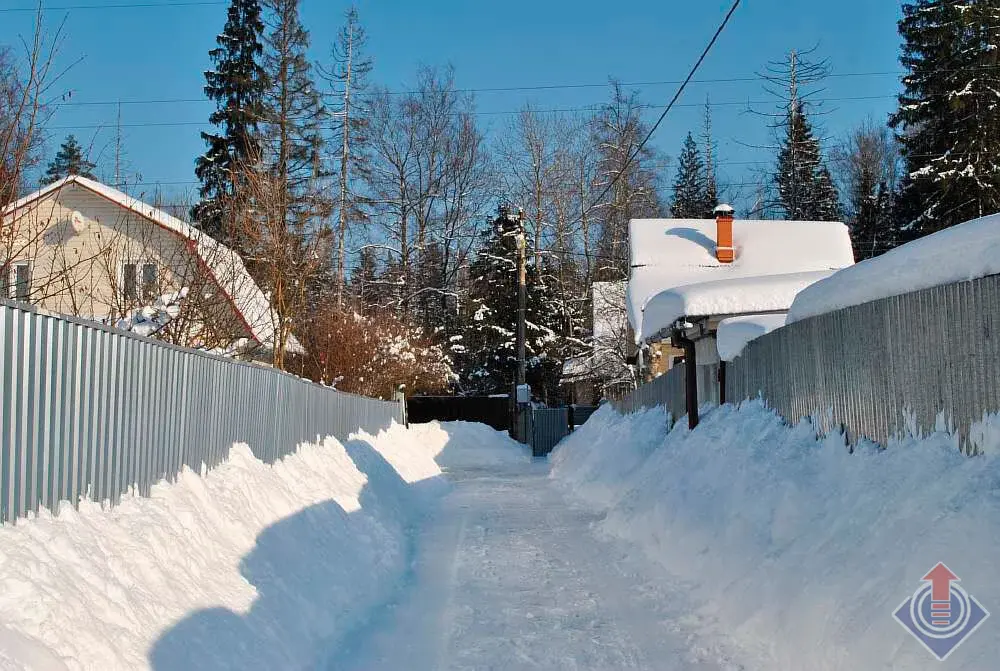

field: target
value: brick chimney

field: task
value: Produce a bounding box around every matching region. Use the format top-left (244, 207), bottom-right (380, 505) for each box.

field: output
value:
top-left (714, 204), bottom-right (735, 263)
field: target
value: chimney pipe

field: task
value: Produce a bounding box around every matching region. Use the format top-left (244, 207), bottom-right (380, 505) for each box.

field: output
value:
top-left (714, 203), bottom-right (735, 264)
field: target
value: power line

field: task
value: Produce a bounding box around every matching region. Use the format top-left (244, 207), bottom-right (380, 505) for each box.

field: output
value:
top-left (0, 1), bottom-right (224, 11)
top-left (582, 0), bottom-right (742, 222)
top-left (54, 93), bottom-right (898, 110)
top-left (50, 95), bottom-right (899, 131)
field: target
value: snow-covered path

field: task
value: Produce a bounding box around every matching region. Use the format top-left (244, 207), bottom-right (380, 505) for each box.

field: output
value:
top-left (331, 458), bottom-right (724, 671)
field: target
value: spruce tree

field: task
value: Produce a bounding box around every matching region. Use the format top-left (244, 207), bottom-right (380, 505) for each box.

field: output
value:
top-left (349, 247), bottom-right (380, 315)
top-left (261, 0), bottom-right (326, 230)
top-left (193, 0), bottom-right (267, 241)
top-left (323, 6), bottom-right (373, 306)
top-left (671, 132), bottom-right (707, 218)
top-left (42, 135), bottom-right (96, 184)
top-left (776, 101), bottom-right (840, 221)
top-left (891, 0), bottom-right (1000, 234)
top-left (851, 180), bottom-right (895, 260)
top-left (458, 211), bottom-right (561, 401)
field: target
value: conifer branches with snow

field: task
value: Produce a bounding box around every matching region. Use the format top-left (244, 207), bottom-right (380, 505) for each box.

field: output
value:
top-left (891, 0), bottom-right (1000, 234)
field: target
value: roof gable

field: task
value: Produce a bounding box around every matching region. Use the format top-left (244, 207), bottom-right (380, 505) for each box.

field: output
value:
top-left (5, 176), bottom-right (287, 351)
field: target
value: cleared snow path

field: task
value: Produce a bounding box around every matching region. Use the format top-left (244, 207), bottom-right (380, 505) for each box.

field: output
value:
top-left (330, 452), bottom-right (728, 671)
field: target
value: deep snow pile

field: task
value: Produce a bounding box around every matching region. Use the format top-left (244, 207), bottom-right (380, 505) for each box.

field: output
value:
top-left (788, 213), bottom-right (1000, 324)
top-left (408, 420), bottom-right (529, 470)
top-left (551, 402), bottom-right (1000, 670)
top-left (0, 422), bottom-right (452, 671)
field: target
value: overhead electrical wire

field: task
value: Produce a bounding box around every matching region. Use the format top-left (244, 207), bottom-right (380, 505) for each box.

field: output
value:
top-left (577, 0), bottom-right (743, 224)
top-left (0, 1), bottom-right (225, 11)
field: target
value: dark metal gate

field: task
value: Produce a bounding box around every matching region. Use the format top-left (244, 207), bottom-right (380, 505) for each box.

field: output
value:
top-left (530, 407), bottom-right (569, 457)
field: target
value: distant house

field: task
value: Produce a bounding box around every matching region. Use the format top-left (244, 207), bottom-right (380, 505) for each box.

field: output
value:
top-left (1, 175), bottom-right (294, 358)
top-left (561, 281), bottom-right (636, 404)
top-left (627, 205), bottom-right (855, 420)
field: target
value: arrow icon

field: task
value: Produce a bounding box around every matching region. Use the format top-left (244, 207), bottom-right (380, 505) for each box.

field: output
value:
top-left (924, 563), bottom-right (959, 602)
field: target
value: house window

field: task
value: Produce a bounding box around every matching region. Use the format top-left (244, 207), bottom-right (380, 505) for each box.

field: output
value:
top-left (3, 262), bottom-right (32, 303)
top-left (123, 263), bottom-right (138, 301)
top-left (142, 263), bottom-right (158, 301)
top-left (123, 262), bottom-right (158, 303)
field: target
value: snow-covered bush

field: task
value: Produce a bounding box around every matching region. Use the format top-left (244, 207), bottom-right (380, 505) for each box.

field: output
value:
top-left (293, 307), bottom-right (455, 397)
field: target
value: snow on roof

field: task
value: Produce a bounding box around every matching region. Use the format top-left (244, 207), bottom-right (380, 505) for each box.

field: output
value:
top-left (716, 313), bottom-right (788, 362)
top-left (628, 218), bottom-right (854, 340)
top-left (5, 175), bottom-right (299, 353)
top-left (638, 271), bottom-right (831, 342)
top-left (788, 213), bottom-right (1000, 325)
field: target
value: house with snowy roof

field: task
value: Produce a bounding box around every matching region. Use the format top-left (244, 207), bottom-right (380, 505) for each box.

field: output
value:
top-left (561, 281), bottom-right (636, 403)
top-left (628, 205), bottom-right (854, 423)
top-left (2, 175), bottom-right (297, 358)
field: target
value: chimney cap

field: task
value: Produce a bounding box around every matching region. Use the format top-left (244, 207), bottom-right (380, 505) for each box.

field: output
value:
top-left (714, 203), bottom-right (735, 216)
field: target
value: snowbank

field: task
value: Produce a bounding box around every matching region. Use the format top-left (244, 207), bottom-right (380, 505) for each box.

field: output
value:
top-left (0, 422), bottom-right (458, 671)
top-left (551, 402), bottom-right (1000, 670)
top-left (408, 421), bottom-right (530, 470)
top-left (788, 214), bottom-right (1000, 324)
top-left (716, 313), bottom-right (788, 361)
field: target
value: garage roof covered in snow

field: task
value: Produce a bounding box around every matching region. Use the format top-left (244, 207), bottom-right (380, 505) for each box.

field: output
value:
top-left (628, 218), bottom-right (854, 342)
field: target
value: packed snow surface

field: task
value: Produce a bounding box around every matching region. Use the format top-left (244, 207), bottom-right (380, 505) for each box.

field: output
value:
top-left (551, 402), bottom-right (1000, 670)
top-left (628, 218), bottom-right (853, 338)
top-left (788, 213), bottom-right (1000, 323)
top-left (716, 312), bottom-right (788, 361)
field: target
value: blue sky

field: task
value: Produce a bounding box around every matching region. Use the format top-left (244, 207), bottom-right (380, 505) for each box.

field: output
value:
top-left (2, 0), bottom-right (903, 209)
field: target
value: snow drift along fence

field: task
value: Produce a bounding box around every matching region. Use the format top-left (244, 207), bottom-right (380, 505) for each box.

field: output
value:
top-left (727, 273), bottom-right (1000, 449)
top-left (0, 299), bottom-right (404, 523)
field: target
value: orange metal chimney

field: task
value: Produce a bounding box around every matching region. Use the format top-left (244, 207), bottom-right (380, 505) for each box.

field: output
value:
top-left (714, 204), bottom-right (735, 263)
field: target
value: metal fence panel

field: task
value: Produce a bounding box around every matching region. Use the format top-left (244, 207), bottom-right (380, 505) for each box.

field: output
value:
top-left (611, 363), bottom-right (687, 421)
top-left (725, 274), bottom-right (1000, 451)
top-left (0, 299), bottom-right (405, 524)
top-left (609, 275), bottom-right (1000, 452)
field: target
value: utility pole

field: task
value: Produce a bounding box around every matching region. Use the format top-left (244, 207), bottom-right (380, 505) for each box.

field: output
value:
top-left (516, 207), bottom-right (527, 388)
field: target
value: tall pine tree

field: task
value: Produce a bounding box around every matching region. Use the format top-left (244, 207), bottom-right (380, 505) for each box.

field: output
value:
top-left (891, 0), bottom-right (1000, 234)
top-left (776, 101), bottom-right (841, 221)
top-left (261, 0), bottom-right (326, 230)
top-left (701, 97), bottom-right (719, 215)
top-left (671, 132), bottom-right (708, 218)
top-left (42, 135), bottom-right (96, 184)
top-left (193, 0), bottom-right (267, 242)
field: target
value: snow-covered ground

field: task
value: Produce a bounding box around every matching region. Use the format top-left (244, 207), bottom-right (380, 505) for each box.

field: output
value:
top-left (551, 402), bottom-right (1000, 670)
top-left (0, 422), bottom-right (450, 671)
top-left (6, 404), bottom-right (998, 670)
